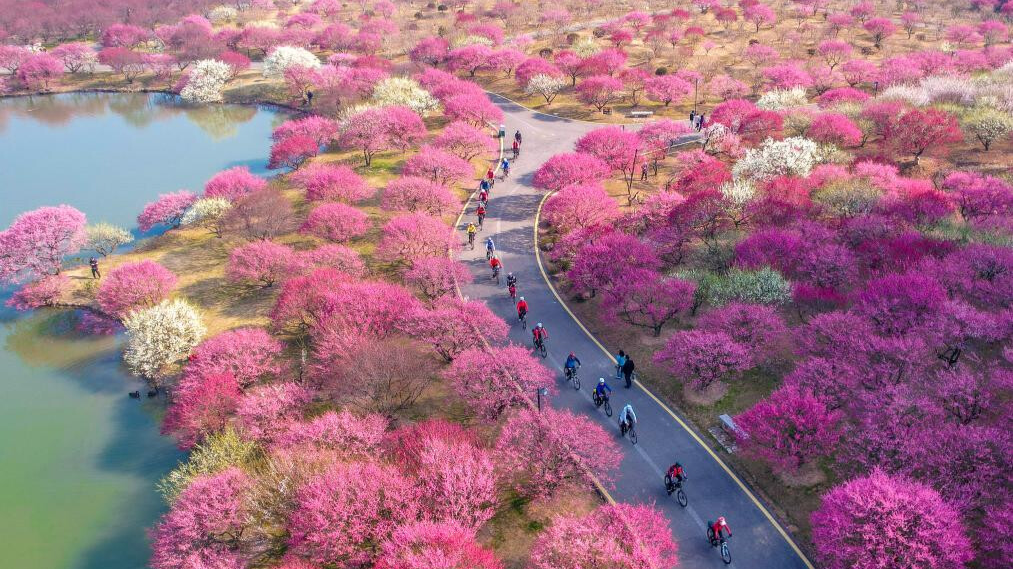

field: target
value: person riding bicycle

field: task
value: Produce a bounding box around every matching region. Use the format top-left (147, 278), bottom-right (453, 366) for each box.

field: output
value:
top-left (490, 255), bottom-right (502, 274)
top-left (480, 178), bottom-right (491, 192)
top-left (532, 322), bottom-right (548, 346)
top-left (709, 517), bottom-right (732, 545)
top-left (665, 462), bottom-right (687, 492)
top-left (619, 403), bottom-right (637, 435)
top-left (466, 222), bottom-right (477, 244)
top-left (564, 352), bottom-right (581, 371)
top-left (478, 187), bottom-right (489, 203)
top-left (486, 167), bottom-right (495, 180)
top-left (508, 281), bottom-right (517, 298)
top-left (593, 378), bottom-right (612, 407)
top-left (516, 297), bottom-right (528, 320)
top-left (501, 158), bottom-right (510, 176)
top-left (512, 139), bottom-right (519, 157)
top-left (506, 272), bottom-right (517, 287)
top-left (514, 130), bottom-right (522, 144)
top-left (485, 236), bottom-right (495, 255)
top-left (476, 204), bottom-right (487, 225)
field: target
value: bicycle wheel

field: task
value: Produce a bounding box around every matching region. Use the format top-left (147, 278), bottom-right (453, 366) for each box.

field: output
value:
top-left (539, 343), bottom-right (547, 358)
top-left (521, 317), bottom-right (527, 330)
top-left (604, 399), bottom-right (612, 417)
top-left (629, 425), bottom-right (638, 445)
top-left (676, 488), bottom-right (688, 507)
top-left (721, 543), bottom-right (731, 565)
top-left (573, 375), bottom-right (580, 390)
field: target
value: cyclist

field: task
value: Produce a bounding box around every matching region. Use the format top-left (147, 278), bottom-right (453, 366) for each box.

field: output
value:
top-left (505, 272), bottom-right (517, 288)
top-left (490, 255), bottom-right (502, 279)
top-left (479, 178), bottom-right (491, 193)
top-left (514, 130), bottom-right (522, 145)
top-left (516, 296), bottom-right (528, 322)
top-left (512, 139), bottom-right (519, 158)
top-left (476, 203), bottom-right (487, 228)
top-left (665, 462), bottom-right (687, 493)
top-left (619, 403), bottom-right (637, 436)
top-left (485, 236), bottom-right (495, 259)
top-left (709, 517), bottom-right (732, 546)
top-left (564, 351), bottom-right (581, 379)
top-left (478, 187), bottom-right (489, 204)
top-left (486, 167), bottom-right (495, 181)
top-left (593, 377), bottom-right (612, 407)
top-left (508, 281), bottom-right (517, 299)
top-left (501, 158), bottom-right (510, 178)
top-left (466, 222), bottom-right (477, 247)
top-left (532, 322), bottom-right (548, 347)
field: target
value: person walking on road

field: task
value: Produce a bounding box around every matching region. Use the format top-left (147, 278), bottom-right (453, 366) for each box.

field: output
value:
top-left (514, 130), bottom-right (522, 145)
top-left (615, 350), bottom-right (626, 381)
top-left (689, 109), bottom-right (696, 125)
top-left (640, 162), bottom-right (649, 181)
top-left (621, 355), bottom-right (636, 388)
top-left (89, 257), bottom-right (101, 279)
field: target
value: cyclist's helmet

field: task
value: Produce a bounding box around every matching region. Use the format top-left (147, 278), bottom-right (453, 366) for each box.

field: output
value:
top-left (599, 378), bottom-right (605, 384)
top-left (519, 296), bottom-right (524, 301)
top-left (508, 272), bottom-right (513, 277)
top-left (717, 517), bottom-right (727, 526)
top-left (569, 352), bottom-right (575, 357)
top-left (537, 322), bottom-right (542, 327)
top-left (675, 462), bottom-right (682, 468)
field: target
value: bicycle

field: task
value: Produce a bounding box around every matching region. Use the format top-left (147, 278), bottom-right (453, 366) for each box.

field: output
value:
top-left (478, 214), bottom-right (485, 230)
top-left (707, 528), bottom-right (732, 565)
top-left (486, 247), bottom-right (494, 260)
top-left (533, 336), bottom-right (547, 358)
top-left (518, 312), bottom-right (527, 330)
top-left (512, 147), bottom-right (519, 159)
top-left (564, 366), bottom-right (580, 390)
top-left (508, 283), bottom-right (516, 300)
top-left (592, 390), bottom-right (612, 416)
top-left (665, 476), bottom-right (688, 507)
top-left (492, 265), bottom-right (500, 284)
top-left (620, 418), bottom-right (638, 445)
top-left (467, 232), bottom-right (475, 249)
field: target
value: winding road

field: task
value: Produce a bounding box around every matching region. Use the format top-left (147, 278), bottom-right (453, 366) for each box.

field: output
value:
top-left (457, 94), bottom-right (814, 569)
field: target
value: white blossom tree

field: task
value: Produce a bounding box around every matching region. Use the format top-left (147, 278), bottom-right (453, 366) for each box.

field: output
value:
top-left (207, 5), bottom-right (237, 24)
top-left (525, 74), bottom-right (567, 104)
top-left (263, 46), bottom-right (320, 79)
top-left (732, 137), bottom-right (824, 181)
top-left (961, 106), bottom-right (1013, 151)
top-left (85, 222), bottom-right (134, 257)
top-left (180, 59), bottom-right (233, 103)
top-left (371, 77), bottom-right (440, 116)
top-left (122, 299), bottom-right (206, 382)
top-left (756, 87), bottom-right (809, 110)
top-left (180, 197), bottom-right (232, 237)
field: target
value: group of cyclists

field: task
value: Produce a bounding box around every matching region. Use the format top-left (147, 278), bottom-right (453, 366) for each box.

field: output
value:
top-left (464, 127), bottom-right (735, 560)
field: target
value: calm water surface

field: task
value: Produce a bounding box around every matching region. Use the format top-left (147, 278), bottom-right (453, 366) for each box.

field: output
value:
top-left (0, 93), bottom-right (283, 568)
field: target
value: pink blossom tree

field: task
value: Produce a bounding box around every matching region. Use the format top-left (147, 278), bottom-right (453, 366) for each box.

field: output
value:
top-left (496, 407), bottom-right (620, 499)
top-left (763, 63), bottom-right (813, 89)
top-left (300, 244), bottom-right (365, 277)
top-left (697, 302), bottom-right (787, 364)
top-left (864, 18), bottom-right (897, 48)
top-left (270, 268), bottom-right (352, 336)
top-left (375, 521), bottom-right (502, 569)
top-left (226, 240), bottom-right (300, 288)
top-left (817, 40), bottom-right (853, 70)
top-left (50, 43), bottom-right (96, 74)
top-left (161, 373), bottom-right (241, 449)
top-left (576, 126), bottom-right (645, 196)
top-left (268, 134), bottom-right (319, 170)
top-left (415, 439), bottom-right (498, 528)
top-left (530, 503), bottom-right (678, 569)
top-left (312, 280), bottom-right (424, 341)
top-left (889, 108), bottom-right (963, 164)
top-left (150, 468), bottom-right (248, 569)
top-left (203, 167), bottom-right (267, 202)
top-left (567, 232), bottom-right (658, 297)
top-left (5, 275), bottom-right (68, 311)
top-left (443, 345), bottom-right (555, 418)
top-left (137, 191), bottom-right (197, 232)
top-left (300, 203), bottom-right (370, 243)
top-left (448, 44), bottom-right (494, 77)
top-left (413, 296), bottom-right (509, 361)
top-left (236, 382), bottom-right (310, 443)
top-left (96, 260), bottom-right (177, 317)
top-left (576, 75), bottom-right (625, 113)
top-left (16, 53), bottom-right (63, 90)
top-left (532, 153), bottom-right (611, 191)
top-left (744, 3), bottom-right (777, 31)
top-left (580, 48), bottom-right (627, 76)
top-left (382, 177), bottom-right (458, 215)
top-left (409, 37), bottom-right (451, 67)
top-left (402, 147), bottom-right (474, 187)
top-left (736, 386), bottom-right (842, 474)
top-left (273, 116), bottom-right (339, 147)
top-left (432, 121), bottom-right (496, 161)
top-left (275, 410), bottom-right (387, 457)
top-left (808, 113), bottom-right (863, 147)
top-left (404, 256), bottom-right (473, 299)
top-left (0, 205), bottom-right (86, 281)
top-left (603, 270), bottom-right (696, 336)
top-left (185, 327), bottom-right (284, 388)
top-left (442, 93), bottom-right (504, 127)
top-left (707, 74), bottom-right (750, 101)
top-left (542, 183), bottom-right (621, 234)
top-left (376, 213), bottom-right (460, 267)
top-left (654, 330), bottom-right (750, 394)
top-left (644, 74), bottom-right (692, 107)
top-left (287, 462), bottom-right (422, 566)
top-left (290, 164), bottom-right (374, 203)
top-left (639, 119), bottom-right (695, 174)
top-left (811, 470), bottom-right (973, 569)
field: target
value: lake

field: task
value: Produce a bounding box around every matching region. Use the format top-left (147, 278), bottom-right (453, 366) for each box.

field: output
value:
top-left (0, 92), bottom-right (283, 569)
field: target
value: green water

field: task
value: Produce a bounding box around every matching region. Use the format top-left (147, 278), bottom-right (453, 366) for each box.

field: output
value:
top-left (0, 93), bottom-right (283, 568)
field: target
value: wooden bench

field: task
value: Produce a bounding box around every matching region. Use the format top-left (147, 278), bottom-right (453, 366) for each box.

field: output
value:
top-left (628, 110), bottom-right (654, 118)
top-left (602, 107), bottom-right (612, 115)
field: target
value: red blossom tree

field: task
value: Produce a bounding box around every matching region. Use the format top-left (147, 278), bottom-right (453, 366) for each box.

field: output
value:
top-left (268, 134), bottom-right (320, 170)
top-left (161, 373), bottom-right (241, 449)
top-left (226, 240), bottom-right (300, 288)
top-left (496, 407), bottom-right (621, 499)
top-left (530, 503), bottom-right (678, 569)
top-left (889, 108), bottom-right (963, 164)
top-left (811, 470), bottom-right (973, 569)
top-left (96, 260), bottom-right (177, 317)
top-left (808, 113), bottom-right (863, 148)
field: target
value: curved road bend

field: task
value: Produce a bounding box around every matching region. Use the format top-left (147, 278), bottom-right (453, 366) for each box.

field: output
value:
top-left (457, 94), bottom-right (813, 569)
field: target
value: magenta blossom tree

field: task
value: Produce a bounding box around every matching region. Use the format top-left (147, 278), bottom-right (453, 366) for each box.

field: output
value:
top-left (530, 503), bottom-right (678, 569)
top-left (443, 344), bottom-right (555, 418)
top-left (376, 521), bottom-right (502, 569)
top-left (603, 270), bottom-right (696, 336)
top-left (96, 260), bottom-right (177, 317)
top-left (736, 386), bottom-right (842, 474)
top-left (226, 240), bottom-right (300, 288)
top-left (542, 183), bottom-right (621, 235)
top-left (185, 327), bottom-right (284, 388)
top-left (382, 177), bottom-right (458, 215)
top-left (161, 372), bottom-right (241, 449)
top-left (138, 191), bottom-right (198, 232)
top-left (5, 275), bottom-right (68, 311)
top-left (413, 296), bottom-right (509, 361)
top-left (567, 231), bottom-right (659, 297)
top-left (300, 203), bottom-right (370, 243)
top-left (203, 167), bottom-right (268, 202)
top-left (376, 213), bottom-right (460, 267)
top-left (496, 407), bottom-right (620, 499)
top-left (697, 302), bottom-right (787, 365)
top-left (432, 121), bottom-right (496, 161)
top-left (268, 134), bottom-right (319, 170)
top-left (532, 152), bottom-right (611, 191)
top-left (404, 256), bottom-right (473, 299)
top-left (442, 93), bottom-right (504, 126)
top-left (654, 330), bottom-right (750, 394)
top-left (402, 147), bottom-right (474, 187)
top-left (290, 164), bottom-right (374, 203)
top-left (576, 75), bottom-right (624, 112)
top-left (576, 126), bottom-right (645, 195)
top-left (811, 470), bottom-right (973, 569)
top-left (0, 205), bottom-right (87, 282)
top-left (16, 53), bottom-right (63, 90)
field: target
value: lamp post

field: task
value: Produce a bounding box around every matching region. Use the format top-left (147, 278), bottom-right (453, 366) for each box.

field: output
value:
top-left (693, 77), bottom-right (700, 113)
top-left (873, 80), bottom-right (879, 96)
top-left (536, 387), bottom-right (548, 412)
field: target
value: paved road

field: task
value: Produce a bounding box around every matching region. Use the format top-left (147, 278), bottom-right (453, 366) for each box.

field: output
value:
top-left (457, 94), bottom-right (814, 569)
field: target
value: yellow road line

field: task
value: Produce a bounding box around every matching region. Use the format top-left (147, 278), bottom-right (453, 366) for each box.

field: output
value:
top-left (533, 192), bottom-right (815, 569)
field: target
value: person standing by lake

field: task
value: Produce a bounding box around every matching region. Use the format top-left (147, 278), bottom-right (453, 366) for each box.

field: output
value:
top-left (89, 257), bottom-right (100, 279)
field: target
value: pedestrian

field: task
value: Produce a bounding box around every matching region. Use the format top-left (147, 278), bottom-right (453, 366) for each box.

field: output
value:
top-left (306, 90), bottom-right (313, 106)
top-left (689, 109), bottom-right (696, 124)
top-left (89, 257), bottom-right (101, 279)
top-left (697, 113), bottom-right (706, 131)
top-left (622, 356), bottom-right (636, 388)
top-left (615, 349), bottom-right (626, 381)
top-left (640, 162), bottom-right (649, 181)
